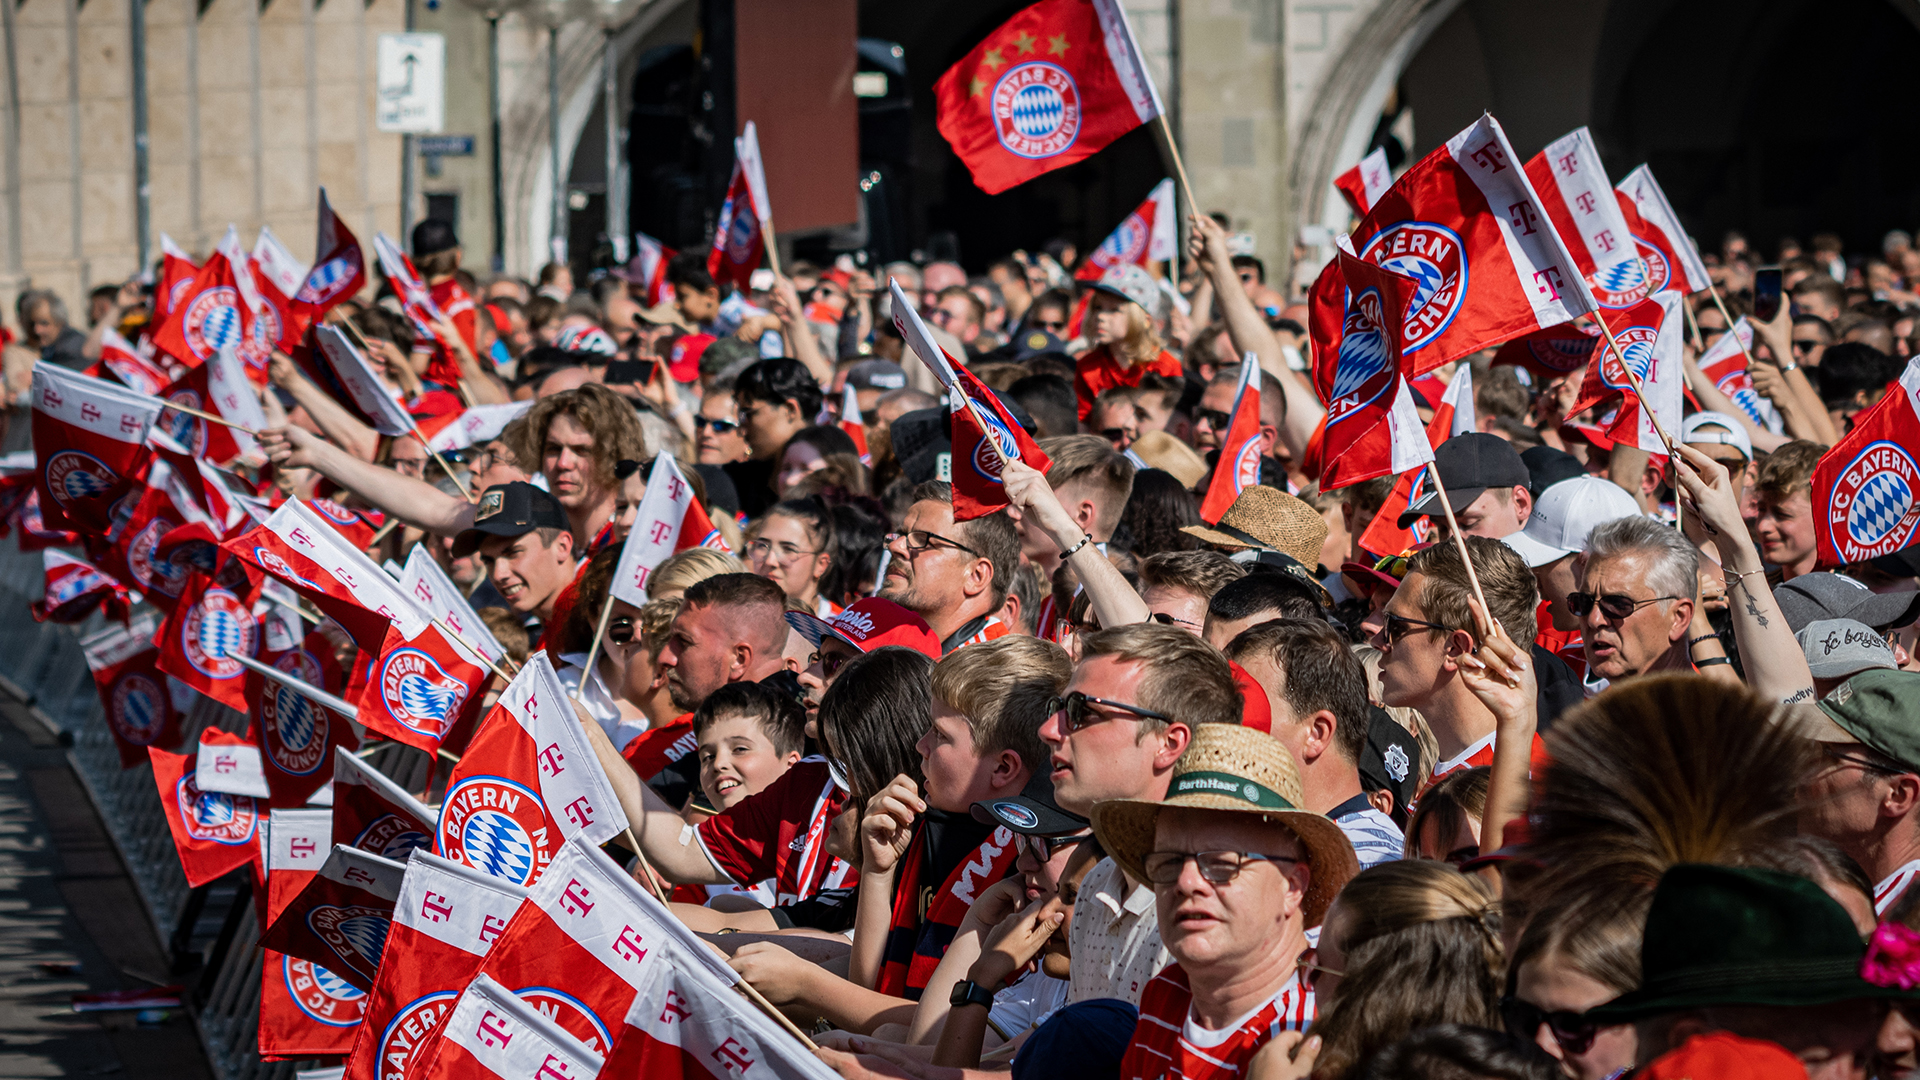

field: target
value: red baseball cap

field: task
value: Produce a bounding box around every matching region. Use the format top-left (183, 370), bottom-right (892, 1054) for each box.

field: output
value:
top-left (785, 597), bottom-right (941, 660)
top-left (668, 333), bottom-right (715, 384)
top-left (1229, 661), bottom-right (1273, 734)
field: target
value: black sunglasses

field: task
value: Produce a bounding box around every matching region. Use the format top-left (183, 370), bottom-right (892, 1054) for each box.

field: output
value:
top-left (1382, 612), bottom-right (1452, 644)
top-left (608, 616), bottom-right (636, 647)
top-left (1566, 592), bottom-right (1680, 621)
top-left (1195, 408), bottom-right (1231, 430)
top-left (1499, 996), bottom-right (1600, 1056)
top-left (1047, 691), bottom-right (1173, 733)
top-left (694, 415), bottom-right (740, 435)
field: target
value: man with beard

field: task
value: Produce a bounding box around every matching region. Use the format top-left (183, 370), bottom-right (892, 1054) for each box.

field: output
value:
top-left (879, 481), bottom-right (1022, 653)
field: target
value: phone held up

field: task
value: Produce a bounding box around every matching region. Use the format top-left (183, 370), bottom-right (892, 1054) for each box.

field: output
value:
top-left (1752, 266), bottom-right (1783, 323)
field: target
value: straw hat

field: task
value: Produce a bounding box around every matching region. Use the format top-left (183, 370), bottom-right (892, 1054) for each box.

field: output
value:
top-left (1129, 431), bottom-right (1208, 490)
top-left (1090, 724), bottom-right (1359, 928)
top-left (1181, 486), bottom-right (1330, 569)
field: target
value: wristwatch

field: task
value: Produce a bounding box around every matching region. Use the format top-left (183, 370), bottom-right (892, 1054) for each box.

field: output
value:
top-left (949, 979), bottom-right (998, 1010)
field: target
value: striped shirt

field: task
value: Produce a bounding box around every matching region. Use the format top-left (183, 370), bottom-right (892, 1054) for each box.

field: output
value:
top-left (1120, 965), bottom-right (1315, 1080)
top-left (1877, 859), bottom-right (1920, 916)
top-left (1329, 794), bottom-right (1403, 871)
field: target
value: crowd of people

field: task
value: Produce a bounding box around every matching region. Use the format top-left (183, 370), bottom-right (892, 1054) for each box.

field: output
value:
top-left (23, 198), bottom-right (1920, 1080)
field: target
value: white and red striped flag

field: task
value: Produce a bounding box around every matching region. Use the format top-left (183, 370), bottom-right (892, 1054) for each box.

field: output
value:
top-left (1076, 178), bottom-right (1177, 281)
top-left (30, 362), bottom-right (164, 532)
top-left (1310, 243), bottom-right (1431, 493)
top-left (314, 325), bottom-right (416, 437)
top-left (154, 233), bottom-right (200, 325)
top-left (87, 327), bottom-right (171, 396)
top-left (1697, 317), bottom-right (1783, 433)
top-left (250, 225), bottom-right (309, 357)
top-left (330, 748), bottom-right (437, 862)
top-left (32, 548), bottom-right (132, 624)
top-left (413, 973), bottom-right (602, 1080)
top-left (631, 231), bottom-right (675, 306)
top-left (1616, 164), bottom-right (1713, 295)
top-left (260, 843), bottom-right (407, 992)
top-left (157, 345), bottom-right (265, 464)
top-left (1333, 146), bottom-right (1392, 217)
top-left (708, 121), bottom-right (771, 292)
top-left (1524, 127), bottom-right (1651, 310)
top-left (609, 455), bottom-right (726, 607)
top-left (417, 400), bottom-right (534, 455)
top-left (400, 543), bottom-right (508, 669)
top-left (259, 808), bottom-right (369, 1058)
top-left (1569, 291), bottom-right (1686, 455)
top-left (1199, 352), bottom-right (1264, 520)
top-left (292, 189), bottom-right (369, 336)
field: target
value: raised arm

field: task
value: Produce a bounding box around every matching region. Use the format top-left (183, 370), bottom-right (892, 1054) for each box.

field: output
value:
top-left (1749, 305), bottom-right (1839, 446)
top-left (257, 423), bottom-right (480, 537)
top-left (81, 280), bottom-right (144, 360)
top-left (268, 351), bottom-right (381, 462)
top-left (771, 276), bottom-right (835, 387)
top-left (432, 313), bottom-right (512, 405)
top-left (1000, 457), bottom-right (1150, 629)
top-left (1189, 213), bottom-right (1325, 461)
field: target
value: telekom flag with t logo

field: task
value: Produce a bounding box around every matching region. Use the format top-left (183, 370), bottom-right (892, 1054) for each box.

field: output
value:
top-left (1333, 145), bottom-right (1393, 217)
top-left (260, 843), bottom-right (406, 992)
top-left (1813, 354), bottom-right (1920, 568)
top-left (259, 808), bottom-right (368, 1058)
top-left (610, 454), bottom-right (723, 607)
top-left (1566, 291), bottom-right (1685, 456)
top-left (1524, 127), bottom-right (1656, 311)
top-left (1697, 318), bottom-right (1783, 434)
top-left (1317, 113), bottom-right (1594, 378)
top-left (1616, 164), bottom-right (1713, 295)
top-left (1309, 244), bottom-right (1432, 493)
top-left (401, 543), bottom-right (508, 669)
top-left (31, 363), bottom-right (164, 533)
top-left (412, 973), bottom-right (602, 1080)
top-left (341, 852), bottom-right (528, 1080)
top-left (433, 653), bottom-right (627, 890)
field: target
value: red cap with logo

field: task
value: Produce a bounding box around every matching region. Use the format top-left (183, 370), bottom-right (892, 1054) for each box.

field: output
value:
top-left (784, 597), bottom-right (941, 660)
top-left (1229, 661), bottom-right (1273, 734)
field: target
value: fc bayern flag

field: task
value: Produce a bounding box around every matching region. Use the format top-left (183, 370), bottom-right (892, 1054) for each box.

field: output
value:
top-left (610, 454), bottom-right (722, 607)
top-left (150, 225), bottom-right (260, 367)
top-left (250, 225), bottom-right (308, 354)
top-left (260, 807), bottom-right (370, 1058)
top-left (84, 615), bottom-right (182, 768)
top-left (1324, 113), bottom-right (1594, 378)
top-left (934, 0), bottom-right (1162, 196)
top-left (307, 495), bottom-right (388, 550)
top-left (1698, 317), bottom-right (1783, 434)
top-left (400, 543), bottom-right (508, 669)
top-left (1353, 365), bottom-right (1472, 557)
top-left (92, 457), bottom-right (208, 611)
top-left (14, 490), bottom-right (79, 550)
top-left (340, 852), bottom-right (529, 1080)
top-left (150, 745), bottom-right (263, 888)
top-left (1492, 321), bottom-right (1600, 380)
top-left (332, 748), bottom-right (437, 862)
top-left (156, 568), bottom-right (260, 714)
top-left (86, 327), bottom-right (171, 396)
top-left (1310, 246), bottom-right (1432, 492)
top-left (261, 844), bottom-right (407, 992)
top-left (889, 280), bottom-right (1050, 520)
top-left (32, 549), bottom-right (131, 624)
top-left (157, 345), bottom-right (264, 464)
top-left (632, 231), bottom-right (675, 306)
top-left (1616, 164), bottom-right (1713, 295)
top-left (1813, 354), bottom-right (1920, 568)
top-left (1199, 352), bottom-right (1265, 518)
top-left (1524, 127), bottom-right (1659, 312)
top-left (372, 232), bottom-right (459, 367)
top-left (291, 188), bottom-right (369, 336)
top-left (248, 634), bottom-right (359, 807)
top-left (1075, 178), bottom-right (1177, 281)
top-left (154, 233), bottom-right (200, 326)
top-left (417, 400), bottom-right (534, 455)
top-left (434, 652), bottom-right (627, 888)
top-left (1333, 146), bottom-right (1392, 217)
top-left (30, 362), bottom-right (164, 533)
top-left (314, 324), bottom-right (418, 437)
top-left (707, 121), bottom-right (771, 293)
top-left (411, 973), bottom-right (603, 1080)
top-left (1570, 291), bottom-right (1686, 455)
top-left (839, 380), bottom-right (871, 464)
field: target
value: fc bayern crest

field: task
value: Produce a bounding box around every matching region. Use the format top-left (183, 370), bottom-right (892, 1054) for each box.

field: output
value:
top-left (1230, 437), bottom-right (1263, 493)
top-left (1357, 222), bottom-right (1468, 355)
top-left (376, 990), bottom-right (459, 1071)
top-left (182, 587), bottom-right (255, 679)
top-left (310, 498), bottom-right (359, 526)
top-left (1093, 215), bottom-right (1150, 268)
top-left (1602, 326), bottom-right (1659, 391)
top-left (182, 286), bottom-right (243, 359)
top-left (307, 904), bottom-right (392, 983)
top-left (968, 403), bottom-right (1022, 483)
top-left (1526, 334), bottom-right (1599, 374)
top-left (724, 200), bottom-right (760, 265)
top-left (237, 305), bottom-right (281, 368)
top-left (109, 672), bottom-right (167, 746)
top-left (992, 62), bottom-right (1081, 160)
top-left (163, 390), bottom-right (207, 455)
top-left (129, 517), bottom-right (189, 597)
top-left (379, 648), bottom-right (469, 738)
top-left (253, 546), bottom-right (320, 591)
top-left (297, 255), bottom-right (360, 306)
top-left (437, 775), bottom-right (551, 885)
top-left (1586, 237), bottom-right (1671, 309)
top-left (354, 813), bottom-right (432, 859)
top-left (174, 770), bottom-right (259, 845)
top-left (261, 682), bottom-right (330, 777)
top-left (1832, 441), bottom-right (1920, 561)
top-left (513, 986), bottom-right (614, 1055)
top-left (44, 450), bottom-right (118, 510)
top-left (282, 955), bottom-right (367, 1026)
top-left (1327, 286), bottom-right (1394, 423)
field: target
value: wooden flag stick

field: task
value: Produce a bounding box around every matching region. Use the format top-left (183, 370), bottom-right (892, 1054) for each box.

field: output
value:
top-left (1157, 115), bottom-right (1195, 285)
top-left (1429, 481), bottom-right (1493, 642)
top-left (415, 430), bottom-right (475, 503)
top-left (368, 516), bottom-right (401, 548)
top-left (1682, 297), bottom-right (1703, 350)
top-left (431, 616), bottom-right (516, 683)
top-left (761, 222), bottom-right (784, 280)
top-left (572, 589), bottom-right (619, 709)
top-left (1595, 317), bottom-right (1685, 534)
top-left (165, 401), bottom-right (259, 437)
top-left (623, 827), bottom-right (671, 904)
top-left (734, 976), bottom-right (820, 1052)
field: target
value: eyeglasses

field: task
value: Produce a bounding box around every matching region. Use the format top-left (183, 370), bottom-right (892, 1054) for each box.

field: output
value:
top-left (1047, 691), bottom-right (1173, 733)
top-left (608, 617), bottom-right (636, 647)
top-left (1499, 996), bottom-right (1602, 1056)
top-left (1195, 408), bottom-right (1231, 431)
top-left (1141, 850), bottom-right (1297, 886)
top-left (1015, 832), bottom-right (1091, 861)
top-left (1148, 612), bottom-right (1202, 629)
top-left (1031, 318), bottom-right (1068, 332)
top-left (1791, 339), bottom-right (1822, 354)
top-left (1295, 948), bottom-right (1345, 991)
top-left (694, 415), bottom-right (740, 435)
top-left (888, 530), bottom-right (979, 556)
top-left (747, 538), bottom-right (823, 565)
top-left (808, 648), bottom-right (857, 679)
top-left (1101, 427), bottom-right (1133, 446)
top-left (1382, 612), bottom-right (1453, 644)
top-left (1566, 592), bottom-right (1680, 621)
top-left (1816, 742), bottom-right (1907, 777)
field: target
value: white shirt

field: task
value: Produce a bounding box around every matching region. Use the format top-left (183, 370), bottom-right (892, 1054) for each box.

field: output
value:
top-left (1069, 857), bottom-right (1170, 1007)
top-left (1877, 859), bottom-right (1920, 916)
top-left (1332, 805), bottom-right (1404, 870)
top-left (556, 652), bottom-right (648, 748)
top-left (988, 971), bottom-right (1070, 1041)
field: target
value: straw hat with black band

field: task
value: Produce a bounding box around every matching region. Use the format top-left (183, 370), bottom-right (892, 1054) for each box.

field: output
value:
top-left (1180, 485), bottom-right (1329, 571)
top-left (1091, 723), bottom-right (1359, 928)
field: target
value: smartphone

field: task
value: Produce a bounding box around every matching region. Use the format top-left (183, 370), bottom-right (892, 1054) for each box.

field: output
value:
top-left (1753, 266), bottom-right (1783, 323)
top-left (603, 359), bottom-right (656, 385)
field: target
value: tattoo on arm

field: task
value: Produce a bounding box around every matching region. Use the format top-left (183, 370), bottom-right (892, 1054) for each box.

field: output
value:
top-left (1784, 687), bottom-right (1816, 704)
top-left (1744, 592), bottom-right (1770, 629)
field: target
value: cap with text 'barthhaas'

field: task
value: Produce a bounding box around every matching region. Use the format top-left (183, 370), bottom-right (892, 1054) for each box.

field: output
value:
top-left (451, 482), bottom-right (568, 558)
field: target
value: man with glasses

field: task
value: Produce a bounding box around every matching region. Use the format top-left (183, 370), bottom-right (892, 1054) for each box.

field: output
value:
top-left (1792, 314), bottom-right (1834, 370)
top-left (695, 392), bottom-right (750, 464)
top-left (1137, 551), bottom-right (1245, 635)
top-left (788, 597), bottom-right (942, 732)
top-left (1039, 624), bottom-right (1245, 1006)
top-left (1091, 722), bottom-right (1358, 1074)
top-left (1576, 516), bottom-right (1701, 687)
top-left (880, 481), bottom-right (1022, 653)
top-left (1799, 668), bottom-right (1920, 915)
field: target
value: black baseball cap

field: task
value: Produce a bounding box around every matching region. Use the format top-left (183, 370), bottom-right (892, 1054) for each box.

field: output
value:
top-left (412, 218), bottom-right (459, 258)
top-left (1776, 571), bottom-right (1920, 632)
top-left (1520, 445), bottom-right (1586, 501)
top-left (1358, 707), bottom-right (1421, 816)
top-left (1399, 433), bottom-right (1532, 528)
top-left (452, 482), bottom-right (569, 557)
top-left (972, 772), bottom-right (1089, 836)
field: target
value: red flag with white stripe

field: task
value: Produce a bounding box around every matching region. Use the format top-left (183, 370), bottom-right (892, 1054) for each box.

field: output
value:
top-left (248, 633), bottom-right (359, 808)
top-left (291, 189), bottom-right (369, 336)
top-left (157, 345), bottom-right (265, 464)
top-left (86, 328), bottom-right (171, 396)
top-left (1569, 291), bottom-right (1686, 455)
top-left (1523, 127), bottom-right (1652, 311)
top-left (154, 233), bottom-right (200, 327)
top-left (251, 225), bottom-right (308, 355)
top-left (609, 455), bottom-right (727, 607)
top-left (150, 745), bottom-right (264, 888)
top-left (417, 400), bottom-right (534, 454)
top-left (838, 381), bottom-right (871, 465)
top-left (412, 973), bottom-right (602, 1080)
top-left (1352, 366), bottom-right (1473, 556)
top-left (32, 549), bottom-right (132, 624)
top-left (707, 122), bottom-right (771, 292)
top-left (259, 807), bottom-right (369, 1058)
top-left (1697, 317), bottom-right (1783, 434)
top-left (1813, 354), bottom-right (1920, 568)
top-left (1491, 321), bottom-right (1601, 380)
top-left (150, 225), bottom-right (265, 368)
top-left (331, 748), bottom-right (438, 862)
top-left (1616, 164), bottom-right (1712, 295)
top-left (30, 362), bottom-right (164, 533)
top-left (84, 614), bottom-right (182, 768)
top-left (261, 844), bottom-right (407, 992)
top-left (632, 232), bottom-right (675, 306)
top-left (1310, 245), bottom-right (1432, 492)
top-left (1076, 178), bottom-right (1177, 281)
top-left (1199, 352), bottom-right (1265, 518)
top-left (1333, 146), bottom-right (1392, 217)
top-left (156, 567), bottom-right (260, 714)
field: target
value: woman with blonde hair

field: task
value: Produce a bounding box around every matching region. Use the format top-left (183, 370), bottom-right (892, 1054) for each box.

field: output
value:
top-left (1302, 859), bottom-right (1506, 1080)
top-left (647, 547), bottom-right (743, 600)
top-left (1072, 267), bottom-right (1182, 423)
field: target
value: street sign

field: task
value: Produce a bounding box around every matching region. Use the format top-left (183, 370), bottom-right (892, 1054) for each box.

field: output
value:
top-left (376, 33), bottom-right (445, 134)
top-left (416, 136), bottom-right (475, 157)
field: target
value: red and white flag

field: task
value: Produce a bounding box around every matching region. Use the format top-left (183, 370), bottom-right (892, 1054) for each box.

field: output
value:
top-left (87, 328), bottom-right (171, 396)
top-left (1813, 354), bottom-right (1920, 567)
top-left (400, 543), bottom-right (508, 669)
top-left (1310, 245), bottom-right (1431, 492)
top-left (93, 454), bottom-right (214, 610)
top-left (1697, 317), bottom-right (1782, 433)
top-left (1352, 366), bottom-right (1474, 557)
top-left (151, 225), bottom-right (264, 367)
top-left (30, 362), bottom-right (164, 533)
top-left (156, 569), bottom-right (260, 714)
top-left (1524, 127), bottom-right (1653, 311)
top-left (250, 225), bottom-right (308, 359)
top-left (259, 807), bottom-right (369, 1058)
top-left (261, 844), bottom-right (407, 992)
top-left (32, 549), bottom-right (132, 624)
top-left (1431, 363), bottom-right (1478, 440)
top-left (314, 325), bottom-right (417, 437)
top-left (631, 232), bottom-right (675, 306)
top-left (157, 345), bottom-right (265, 464)
top-left (1570, 291), bottom-right (1686, 455)
top-left (196, 724), bottom-right (271, 799)
top-left (1491, 321), bottom-right (1601, 380)
top-left (1076, 178), bottom-right (1177, 281)
top-left (1333, 146), bottom-right (1392, 217)
top-left (291, 188), bottom-right (369, 335)
top-left (373, 232), bottom-right (459, 365)
top-left (341, 852), bottom-right (529, 1080)
top-left (1199, 351), bottom-right (1266, 518)
top-left (707, 121), bottom-right (771, 293)
top-left (84, 615), bottom-right (182, 768)
top-left (154, 233), bottom-right (200, 326)
top-left (13, 490), bottom-right (79, 550)
top-left (610, 455), bottom-right (725, 607)
top-left (331, 748), bottom-right (437, 862)
top-left (248, 633), bottom-right (359, 807)
top-left (1319, 114), bottom-right (1594, 377)
top-left (417, 400), bottom-right (533, 454)
top-left (934, 0), bottom-right (1163, 196)
top-left (838, 381), bottom-right (871, 465)
top-left (413, 973), bottom-right (602, 1080)
top-left (889, 280), bottom-right (1050, 520)
top-left (150, 745), bottom-right (264, 888)
top-left (1616, 164), bottom-right (1713, 295)
top-left (434, 653), bottom-right (628, 888)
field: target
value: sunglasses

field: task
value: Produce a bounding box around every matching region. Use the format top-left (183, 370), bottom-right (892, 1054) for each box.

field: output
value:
top-left (1295, 947), bottom-right (1345, 991)
top-left (1195, 408), bottom-right (1231, 430)
top-left (694, 415), bottom-right (740, 435)
top-left (1499, 996), bottom-right (1601, 1056)
top-left (1148, 612), bottom-right (1201, 629)
top-left (1140, 850), bottom-right (1297, 886)
top-left (1031, 319), bottom-right (1068, 332)
top-left (1382, 612), bottom-right (1452, 644)
top-left (1015, 832), bottom-right (1091, 861)
top-left (1566, 592), bottom-right (1680, 621)
top-left (608, 617), bottom-right (636, 647)
top-left (888, 530), bottom-right (979, 556)
top-left (1047, 691), bottom-right (1173, 733)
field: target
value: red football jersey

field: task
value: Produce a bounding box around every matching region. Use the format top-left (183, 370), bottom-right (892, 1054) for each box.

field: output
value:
top-left (1120, 964), bottom-right (1314, 1080)
top-left (695, 759), bottom-right (856, 906)
top-left (1074, 345), bottom-right (1183, 422)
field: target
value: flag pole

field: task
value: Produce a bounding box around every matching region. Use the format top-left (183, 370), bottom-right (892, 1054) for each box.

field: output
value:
top-left (1682, 297), bottom-right (1703, 350)
top-left (1594, 317), bottom-right (1685, 534)
top-left (1157, 115), bottom-right (1195, 286)
top-left (430, 616), bottom-right (516, 682)
top-left (165, 401), bottom-right (260, 437)
top-left (367, 516), bottom-right (401, 548)
top-left (761, 221), bottom-right (784, 280)
top-left (338, 314), bottom-right (476, 502)
top-left (572, 590), bottom-right (619, 709)
top-left (734, 975), bottom-right (820, 1052)
top-left (1428, 482), bottom-right (1493, 641)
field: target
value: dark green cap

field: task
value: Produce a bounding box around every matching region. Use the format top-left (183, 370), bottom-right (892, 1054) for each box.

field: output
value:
top-left (1814, 668), bottom-right (1920, 772)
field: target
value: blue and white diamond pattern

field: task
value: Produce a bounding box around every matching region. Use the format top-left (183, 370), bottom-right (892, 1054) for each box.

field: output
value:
top-left (1596, 258), bottom-right (1648, 295)
top-left (337, 915), bottom-right (391, 967)
top-left (62, 470), bottom-right (109, 499)
top-left (1379, 256), bottom-right (1444, 313)
top-left (1009, 83), bottom-right (1065, 139)
top-left (398, 673), bottom-right (457, 724)
top-left (197, 608), bottom-right (243, 661)
top-left (202, 304), bottom-right (242, 350)
top-left (275, 688), bottom-right (317, 751)
top-left (1848, 471), bottom-right (1914, 547)
top-left (462, 809), bottom-right (536, 883)
top-left (309, 964), bottom-right (365, 1002)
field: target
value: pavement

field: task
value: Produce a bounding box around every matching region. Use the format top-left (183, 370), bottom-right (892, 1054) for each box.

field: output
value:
top-left (0, 692), bottom-right (212, 1078)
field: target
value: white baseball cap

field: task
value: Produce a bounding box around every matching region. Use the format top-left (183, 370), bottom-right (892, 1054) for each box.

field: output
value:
top-left (1501, 475), bottom-right (1645, 569)
top-left (1681, 411), bottom-right (1754, 462)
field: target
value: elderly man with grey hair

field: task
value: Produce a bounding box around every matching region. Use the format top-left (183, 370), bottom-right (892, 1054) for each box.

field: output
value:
top-left (1576, 516), bottom-right (1702, 685)
top-left (18, 289), bottom-right (86, 370)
